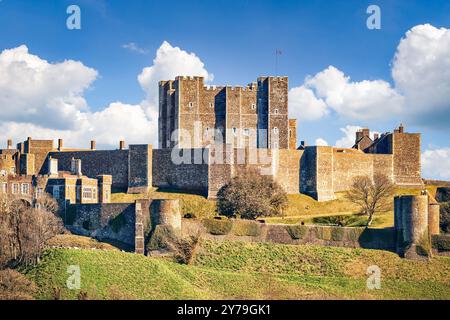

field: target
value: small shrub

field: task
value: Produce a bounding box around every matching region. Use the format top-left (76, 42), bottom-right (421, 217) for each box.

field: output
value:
top-left (202, 219), bottom-right (233, 235)
top-left (347, 228), bottom-right (363, 242)
top-left (331, 227), bottom-right (345, 241)
top-left (431, 234), bottom-right (450, 252)
top-left (440, 202), bottom-right (450, 233)
top-left (286, 225), bottom-right (308, 240)
top-left (232, 221), bottom-right (261, 237)
top-left (147, 225), bottom-right (177, 251)
top-left (0, 269), bottom-right (37, 300)
top-left (168, 233), bottom-right (202, 265)
top-left (436, 187), bottom-right (450, 203)
top-left (321, 228), bottom-right (332, 241)
top-left (311, 226), bottom-right (324, 239)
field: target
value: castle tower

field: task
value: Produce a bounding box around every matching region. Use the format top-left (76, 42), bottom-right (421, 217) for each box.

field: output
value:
top-left (394, 194), bottom-right (430, 259)
top-left (159, 76), bottom-right (293, 150)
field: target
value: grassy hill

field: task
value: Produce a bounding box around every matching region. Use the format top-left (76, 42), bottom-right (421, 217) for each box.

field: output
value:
top-left (24, 239), bottom-right (450, 300)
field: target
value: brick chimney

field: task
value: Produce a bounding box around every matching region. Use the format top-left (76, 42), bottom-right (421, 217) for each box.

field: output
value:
top-left (90, 140), bottom-right (96, 150)
top-left (58, 139), bottom-right (63, 151)
top-left (7, 139), bottom-right (12, 150)
top-left (399, 123), bottom-right (404, 133)
top-left (119, 140), bottom-right (126, 150)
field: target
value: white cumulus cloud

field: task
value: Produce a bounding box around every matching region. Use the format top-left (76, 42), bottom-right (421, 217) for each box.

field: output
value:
top-left (0, 41), bottom-right (212, 149)
top-left (288, 86), bottom-right (328, 121)
top-left (138, 41), bottom-right (213, 116)
top-left (315, 138), bottom-right (328, 146)
top-left (0, 45), bottom-right (98, 129)
top-left (392, 24), bottom-right (450, 128)
top-left (422, 148), bottom-right (450, 180)
top-left (289, 66), bottom-right (404, 121)
top-left (289, 24), bottom-right (450, 129)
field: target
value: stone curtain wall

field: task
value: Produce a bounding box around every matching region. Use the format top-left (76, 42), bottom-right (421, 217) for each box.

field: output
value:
top-left (206, 147), bottom-right (303, 198)
top-left (152, 148), bottom-right (209, 193)
top-left (49, 150), bottom-right (129, 188)
top-left (332, 152), bottom-right (394, 193)
top-left (392, 133), bottom-right (422, 186)
top-left (128, 145), bottom-right (153, 194)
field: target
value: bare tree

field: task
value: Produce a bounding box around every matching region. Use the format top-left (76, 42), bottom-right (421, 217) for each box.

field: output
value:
top-left (36, 193), bottom-right (59, 215)
top-left (0, 193), bottom-right (64, 268)
top-left (345, 173), bottom-right (395, 227)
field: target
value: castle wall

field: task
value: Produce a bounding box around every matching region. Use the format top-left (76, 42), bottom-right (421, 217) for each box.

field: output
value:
top-left (0, 150), bottom-right (17, 175)
top-left (267, 77), bottom-right (289, 149)
top-left (48, 150), bottom-right (129, 189)
top-left (288, 119), bottom-right (297, 149)
top-left (392, 133), bottom-right (422, 186)
top-left (332, 152), bottom-right (393, 192)
top-left (23, 139), bottom-right (54, 174)
top-left (128, 145), bottom-right (152, 194)
top-left (207, 147), bottom-right (302, 199)
top-left (152, 148), bottom-right (209, 193)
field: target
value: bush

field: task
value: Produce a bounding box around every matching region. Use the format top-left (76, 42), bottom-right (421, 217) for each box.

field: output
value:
top-left (202, 219), bottom-right (233, 235)
top-left (232, 221), bottom-right (261, 237)
top-left (331, 228), bottom-right (345, 241)
top-left (432, 234), bottom-right (450, 252)
top-left (321, 228), bottom-right (332, 241)
top-left (440, 202), bottom-right (450, 233)
top-left (436, 187), bottom-right (450, 203)
top-left (286, 225), bottom-right (309, 240)
top-left (147, 225), bottom-right (177, 251)
top-left (347, 228), bottom-right (363, 242)
top-left (0, 269), bottom-right (37, 300)
top-left (217, 169), bottom-right (288, 220)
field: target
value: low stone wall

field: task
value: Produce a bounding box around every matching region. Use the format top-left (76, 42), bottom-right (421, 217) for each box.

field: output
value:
top-left (182, 219), bottom-right (396, 251)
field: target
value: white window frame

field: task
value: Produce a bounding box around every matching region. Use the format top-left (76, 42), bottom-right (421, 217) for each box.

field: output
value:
top-left (82, 187), bottom-right (93, 200)
top-left (21, 183), bottom-right (29, 195)
top-left (12, 183), bottom-right (19, 194)
top-left (232, 128), bottom-right (237, 136)
top-left (209, 102), bottom-right (214, 108)
top-left (273, 127), bottom-right (279, 134)
top-left (1, 183), bottom-right (7, 193)
top-left (243, 128), bottom-right (250, 136)
top-left (188, 102), bottom-right (194, 108)
top-left (251, 104), bottom-right (256, 110)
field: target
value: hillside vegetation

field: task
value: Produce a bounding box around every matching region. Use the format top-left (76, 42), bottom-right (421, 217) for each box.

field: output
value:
top-left (24, 240), bottom-right (450, 300)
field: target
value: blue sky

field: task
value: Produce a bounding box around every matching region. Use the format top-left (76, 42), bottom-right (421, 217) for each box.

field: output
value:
top-left (0, 0), bottom-right (449, 178)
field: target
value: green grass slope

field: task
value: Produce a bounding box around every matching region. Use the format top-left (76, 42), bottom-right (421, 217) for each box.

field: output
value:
top-left (25, 240), bottom-right (450, 300)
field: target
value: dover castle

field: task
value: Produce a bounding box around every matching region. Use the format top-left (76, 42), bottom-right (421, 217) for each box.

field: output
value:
top-left (0, 76), bottom-right (423, 204)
